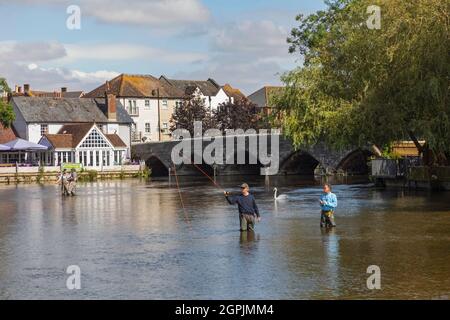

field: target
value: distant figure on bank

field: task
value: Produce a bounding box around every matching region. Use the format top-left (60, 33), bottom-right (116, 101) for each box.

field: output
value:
top-left (224, 183), bottom-right (261, 232)
top-left (67, 169), bottom-right (78, 196)
top-left (320, 183), bottom-right (337, 228)
top-left (56, 169), bottom-right (70, 196)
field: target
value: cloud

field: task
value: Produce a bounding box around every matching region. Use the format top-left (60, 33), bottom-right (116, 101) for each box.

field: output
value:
top-left (0, 0), bottom-right (210, 29)
top-left (211, 20), bottom-right (290, 58)
top-left (0, 41), bottom-right (66, 63)
top-left (174, 20), bottom-right (294, 94)
top-left (0, 40), bottom-right (206, 91)
top-left (0, 62), bottom-right (119, 91)
top-left (63, 43), bottom-right (206, 64)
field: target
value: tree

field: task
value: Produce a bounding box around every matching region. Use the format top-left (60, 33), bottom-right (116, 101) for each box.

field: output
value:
top-left (273, 0), bottom-right (449, 163)
top-left (0, 77), bottom-right (15, 128)
top-left (170, 94), bottom-right (213, 137)
top-left (212, 98), bottom-right (262, 132)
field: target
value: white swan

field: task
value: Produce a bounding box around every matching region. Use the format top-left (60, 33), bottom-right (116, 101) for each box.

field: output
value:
top-left (274, 187), bottom-right (288, 200)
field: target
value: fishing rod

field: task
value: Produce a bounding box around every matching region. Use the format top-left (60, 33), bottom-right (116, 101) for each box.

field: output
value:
top-left (192, 163), bottom-right (226, 193)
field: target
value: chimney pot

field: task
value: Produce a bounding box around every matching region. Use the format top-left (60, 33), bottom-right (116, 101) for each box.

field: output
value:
top-left (61, 87), bottom-right (67, 93)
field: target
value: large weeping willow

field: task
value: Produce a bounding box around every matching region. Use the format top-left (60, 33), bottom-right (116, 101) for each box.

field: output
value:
top-left (272, 0), bottom-right (449, 163)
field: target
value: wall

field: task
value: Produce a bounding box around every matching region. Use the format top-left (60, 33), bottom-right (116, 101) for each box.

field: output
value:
top-left (11, 102), bottom-right (28, 140)
top-left (159, 99), bottom-right (179, 141)
top-left (121, 97), bottom-right (159, 143)
top-left (210, 88), bottom-right (230, 110)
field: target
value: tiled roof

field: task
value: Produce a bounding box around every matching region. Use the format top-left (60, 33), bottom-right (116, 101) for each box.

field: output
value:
top-left (84, 74), bottom-right (185, 99)
top-left (160, 76), bottom-right (221, 97)
top-left (0, 124), bottom-right (17, 144)
top-left (105, 134), bottom-right (127, 148)
top-left (62, 91), bottom-right (84, 98)
top-left (12, 96), bottom-right (133, 124)
top-left (44, 123), bottom-right (127, 149)
top-left (42, 134), bottom-right (73, 148)
top-left (222, 84), bottom-right (246, 101)
top-left (58, 123), bottom-right (93, 147)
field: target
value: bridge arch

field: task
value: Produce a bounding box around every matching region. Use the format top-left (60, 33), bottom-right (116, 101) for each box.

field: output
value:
top-left (222, 150), bottom-right (264, 175)
top-left (146, 156), bottom-right (169, 177)
top-left (279, 150), bottom-right (321, 176)
top-left (336, 149), bottom-right (372, 175)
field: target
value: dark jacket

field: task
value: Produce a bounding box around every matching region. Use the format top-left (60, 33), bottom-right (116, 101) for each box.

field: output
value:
top-left (226, 193), bottom-right (260, 217)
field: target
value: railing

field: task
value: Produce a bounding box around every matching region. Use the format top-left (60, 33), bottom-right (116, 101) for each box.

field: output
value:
top-left (371, 157), bottom-right (422, 178)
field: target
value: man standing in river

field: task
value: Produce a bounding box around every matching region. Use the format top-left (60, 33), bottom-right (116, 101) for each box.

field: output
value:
top-left (224, 183), bottom-right (261, 232)
top-left (320, 183), bottom-right (337, 228)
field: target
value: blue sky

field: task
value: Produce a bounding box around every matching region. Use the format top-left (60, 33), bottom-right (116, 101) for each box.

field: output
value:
top-left (0, 0), bottom-right (326, 94)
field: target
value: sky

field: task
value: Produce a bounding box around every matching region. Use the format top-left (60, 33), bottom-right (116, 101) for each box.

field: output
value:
top-left (0, 0), bottom-right (326, 95)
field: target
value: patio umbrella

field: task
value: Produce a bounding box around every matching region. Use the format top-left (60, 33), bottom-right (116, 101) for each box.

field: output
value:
top-left (3, 138), bottom-right (47, 151)
top-left (0, 144), bottom-right (11, 151)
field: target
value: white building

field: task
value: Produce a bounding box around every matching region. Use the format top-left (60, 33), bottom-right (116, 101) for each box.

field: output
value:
top-left (159, 76), bottom-right (232, 111)
top-left (11, 95), bottom-right (133, 161)
top-left (85, 74), bottom-right (185, 143)
top-left (39, 123), bottom-right (128, 168)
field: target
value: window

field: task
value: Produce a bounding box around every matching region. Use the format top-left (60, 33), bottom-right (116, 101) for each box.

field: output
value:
top-left (145, 100), bottom-right (150, 108)
top-left (98, 124), bottom-right (105, 133)
top-left (127, 100), bottom-right (138, 115)
top-left (162, 122), bottom-right (168, 130)
top-left (175, 101), bottom-right (183, 109)
top-left (95, 151), bottom-right (100, 167)
top-left (145, 123), bottom-right (151, 133)
top-left (79, 129), bottom-right (110, 148)
top-left (40, 124), bottom-right (48, 136)
top-left (162, 99), bottom-right (168, 109)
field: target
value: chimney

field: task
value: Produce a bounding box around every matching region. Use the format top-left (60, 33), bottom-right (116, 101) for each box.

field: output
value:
top-left (14, 85), bottom-right (19, 93)
top-left (61, 87), bottom-right (67, 93)
top-left (105, 92), bottom-right (117, 121)
top-left (24, 84), bottom-right (30, 95)
top-left (17, 86), bottom-right (22, 94)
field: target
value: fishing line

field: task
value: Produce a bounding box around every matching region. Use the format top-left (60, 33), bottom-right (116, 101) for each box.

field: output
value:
top-left (172, 164), bottom-right (192, 229)
top-left (192, 163), bottom-right (226, 192)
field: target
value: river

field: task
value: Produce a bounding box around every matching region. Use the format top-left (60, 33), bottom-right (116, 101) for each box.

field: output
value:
top-left (0, 176), bottom-right (449, 299)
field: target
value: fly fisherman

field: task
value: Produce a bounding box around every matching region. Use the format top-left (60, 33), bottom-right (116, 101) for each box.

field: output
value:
top-left (320, 183), bottom-right (337, 228)
top-left (224, 183), bottom-right (261, 232)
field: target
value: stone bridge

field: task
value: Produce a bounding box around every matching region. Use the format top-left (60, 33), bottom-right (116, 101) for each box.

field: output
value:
top-left (132, 134), bottom-right (371, 176)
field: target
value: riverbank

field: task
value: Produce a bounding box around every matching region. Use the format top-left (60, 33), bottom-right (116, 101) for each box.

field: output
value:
top-left (371, 159), bottom-right (450, 191)
top-left (0, 165), bottom-right (144, 184)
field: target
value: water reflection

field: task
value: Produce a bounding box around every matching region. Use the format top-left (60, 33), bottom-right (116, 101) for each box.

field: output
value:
top-left (0, 176), bottom-right (449, 299)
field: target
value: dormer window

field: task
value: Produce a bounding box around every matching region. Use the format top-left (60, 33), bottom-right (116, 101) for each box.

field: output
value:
top-left (40, 124), bottom-right (48, 136)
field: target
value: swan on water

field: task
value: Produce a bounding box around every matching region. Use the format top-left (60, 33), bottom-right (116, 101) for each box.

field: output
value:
top-left (273, 187), bottom-right (288, 200)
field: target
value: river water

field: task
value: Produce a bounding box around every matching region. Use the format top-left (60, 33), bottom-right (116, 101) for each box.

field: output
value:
top-left (0, 176), bottom-right (449, 299)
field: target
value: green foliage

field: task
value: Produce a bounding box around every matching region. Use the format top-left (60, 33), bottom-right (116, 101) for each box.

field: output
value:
top-left (212, 98), bottom-right (262, 132)
top-left (274, 0), bottom-right (449, 155)
top-left (170, 94), bottom-right (214, 136)
top-left (0, 77), bottom-right (15, 128)
top-left (78, 170), bottom-right (98, 182)
top-left (140, 166), bottom-right (151, 179)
